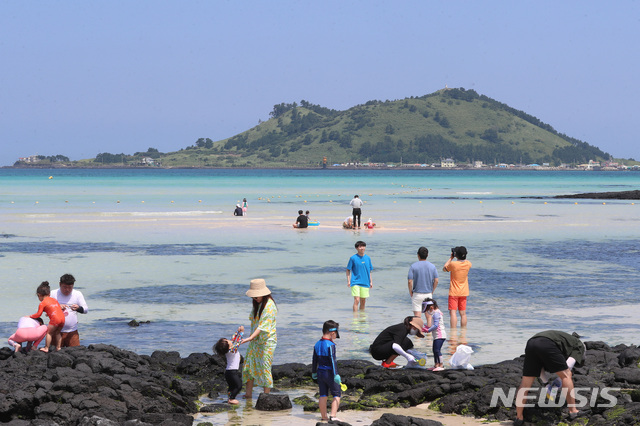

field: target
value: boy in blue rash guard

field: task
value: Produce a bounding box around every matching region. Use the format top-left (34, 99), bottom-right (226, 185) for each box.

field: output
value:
top-left (312, 320), bottom-right (342, 423)
top-left (346, 241), bottom-right (373, 311)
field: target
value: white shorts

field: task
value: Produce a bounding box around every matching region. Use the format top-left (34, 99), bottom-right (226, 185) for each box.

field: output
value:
top-left (411, 292), bottom-right (433, 313)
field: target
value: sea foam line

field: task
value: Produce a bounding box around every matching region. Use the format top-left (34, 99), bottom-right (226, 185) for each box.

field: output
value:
top-left (100, 210), bottom-right (223, 217)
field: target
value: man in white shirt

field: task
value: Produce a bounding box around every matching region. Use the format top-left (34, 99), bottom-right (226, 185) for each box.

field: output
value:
top-left (349, 195), bottom-right (364, 229)
top-left (51, 273), bottom-right (88, 347)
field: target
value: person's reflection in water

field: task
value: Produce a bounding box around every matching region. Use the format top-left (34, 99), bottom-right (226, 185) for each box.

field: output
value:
top-left (350, 311), bottom-right (370, 358)
top-left (447, 327), bottom-right (467, 357)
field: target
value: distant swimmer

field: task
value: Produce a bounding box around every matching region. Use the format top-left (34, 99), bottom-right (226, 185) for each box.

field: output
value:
top-left (234, 204), bottom-right (243, 216)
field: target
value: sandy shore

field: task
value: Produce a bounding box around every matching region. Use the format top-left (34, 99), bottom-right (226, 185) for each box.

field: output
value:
top-left (193, 398), bottom-right (511, 426)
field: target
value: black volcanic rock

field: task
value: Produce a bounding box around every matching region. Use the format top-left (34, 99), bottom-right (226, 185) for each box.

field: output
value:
top-left (0, 344), bottom-right (225, 424)
top-left (371, 413), bottom-right (444, 425)
top-left (274, 342), bottom-right (640, 425)
top-left (555, 190), bottom-right (640, 200)
top-left (255, 393), bottom-right (293, 411)
top-left (2, 341), bottom-right (640, 425)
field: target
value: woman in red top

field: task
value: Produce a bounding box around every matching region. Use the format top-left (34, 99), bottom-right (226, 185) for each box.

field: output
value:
top-left (31, 281), bottom-right (65, 352)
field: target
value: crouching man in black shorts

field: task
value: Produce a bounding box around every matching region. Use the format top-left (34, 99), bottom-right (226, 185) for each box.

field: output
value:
top-left (515, 330), bottom-right (586, 425)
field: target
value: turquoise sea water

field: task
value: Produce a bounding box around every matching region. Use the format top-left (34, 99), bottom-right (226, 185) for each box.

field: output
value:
top-left (1, 168), bottom-right (639, 368)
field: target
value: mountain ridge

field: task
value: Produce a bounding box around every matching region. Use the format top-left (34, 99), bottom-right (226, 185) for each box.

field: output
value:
top-left (16, 88), bottom-right (623, 168)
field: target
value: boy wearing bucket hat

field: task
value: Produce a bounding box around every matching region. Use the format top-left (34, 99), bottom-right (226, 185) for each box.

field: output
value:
top-left (312, 320), bottom-right (342, 423)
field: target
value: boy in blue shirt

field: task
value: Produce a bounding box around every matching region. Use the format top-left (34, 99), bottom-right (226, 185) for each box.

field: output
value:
top-left (312, 320), bottom-right (342, 423)
top-left (346, 241), bottom-right (373, 311)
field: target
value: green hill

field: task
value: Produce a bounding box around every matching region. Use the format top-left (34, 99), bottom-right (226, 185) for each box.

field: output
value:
top-left (76, 87), bottom-right (613, 168)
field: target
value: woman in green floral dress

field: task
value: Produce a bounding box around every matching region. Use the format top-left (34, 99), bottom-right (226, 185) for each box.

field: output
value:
top-left (241, 279), bottom-right (278, 397)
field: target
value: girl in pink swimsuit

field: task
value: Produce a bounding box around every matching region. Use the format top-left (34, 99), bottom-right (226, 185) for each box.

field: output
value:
top-left (8, 316), bottom-right (48, 352)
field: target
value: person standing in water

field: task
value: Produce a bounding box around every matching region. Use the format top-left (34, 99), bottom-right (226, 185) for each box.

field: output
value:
top-left (346, 241), bottom-right (372, 311)
top-left (408, 246), bottom-right (439, 323)
top-left (349, 195), bottom-right (363, 229)
top-left (443, 246), bottom-right (471, 328)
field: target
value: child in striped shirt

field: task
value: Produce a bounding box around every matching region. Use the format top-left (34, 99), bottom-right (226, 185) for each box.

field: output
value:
top-left (422, 298), bottom-right (447, 371)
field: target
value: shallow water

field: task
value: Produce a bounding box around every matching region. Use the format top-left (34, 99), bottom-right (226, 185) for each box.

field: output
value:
top-left (1, 169), bottom-right (639, 368)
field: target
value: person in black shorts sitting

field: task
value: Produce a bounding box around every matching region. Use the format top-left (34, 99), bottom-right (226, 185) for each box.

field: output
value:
top-left (293, 210), bottom-right (308, 228)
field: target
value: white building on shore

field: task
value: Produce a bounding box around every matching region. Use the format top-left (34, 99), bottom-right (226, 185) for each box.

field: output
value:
top-left (441, 158), bottom-right (455, 168)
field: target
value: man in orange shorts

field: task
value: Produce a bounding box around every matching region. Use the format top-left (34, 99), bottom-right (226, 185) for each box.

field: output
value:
top-left (443, 246), bottom-right (472, 328)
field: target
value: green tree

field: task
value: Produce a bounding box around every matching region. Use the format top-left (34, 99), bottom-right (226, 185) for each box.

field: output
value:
top-left (481, 129), bottom-right (500, 143)
top-left (95, 153), bottom-right (128, 164)
top-left (269, 102), bottom-right (298, 118)
top-left (302, 134), bottom-right (314, 145)
top-left (339, 134), bottom-right (352, 149)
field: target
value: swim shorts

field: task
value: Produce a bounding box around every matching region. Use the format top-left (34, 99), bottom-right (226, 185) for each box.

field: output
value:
top-left (448, 296), bottom-right (467, 311)
top-left (412, 292), bottom-right (433, 312)
top-left (317, 369), bottom-right (341, 398)
top-left (351, 285), bottom-right (370, 298)
top-left (60, 330), bottom-right (80, 347)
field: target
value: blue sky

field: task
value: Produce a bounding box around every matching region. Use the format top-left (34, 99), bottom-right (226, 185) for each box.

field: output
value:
top-left (1, 1), bottom-right (639, 166)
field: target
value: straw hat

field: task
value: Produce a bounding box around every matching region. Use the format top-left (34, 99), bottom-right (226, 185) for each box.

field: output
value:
top-left (246, 278), bottom-right (271, 298)
top-left (409, 317), bottom-right (425, 338)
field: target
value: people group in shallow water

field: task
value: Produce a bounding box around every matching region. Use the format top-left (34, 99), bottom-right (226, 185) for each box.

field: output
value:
top-left (204, 243), bottom-right (472, 405)
top-left (10, 195), bottom-right (581, 424)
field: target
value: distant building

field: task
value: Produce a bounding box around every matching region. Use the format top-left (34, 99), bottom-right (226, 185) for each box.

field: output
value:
top-left (18, 155), bottom-right (40, 163)
top-left (441, 158), bottom-right (455, 168)
top-left (582, 160), bottom-right (601, 170)
top-left (474, 161), bottom-right (483, 168)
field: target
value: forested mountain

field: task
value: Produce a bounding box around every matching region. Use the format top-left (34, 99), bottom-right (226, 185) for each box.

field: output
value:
top-left (70, 87), bottom-right (613, 168)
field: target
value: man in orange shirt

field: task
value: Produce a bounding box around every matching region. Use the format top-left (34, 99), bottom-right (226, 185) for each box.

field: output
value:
top-left (442, 246), bottom-right (471, 328)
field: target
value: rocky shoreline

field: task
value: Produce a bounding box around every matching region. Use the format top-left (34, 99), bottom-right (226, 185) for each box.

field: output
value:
top-left (2, 340), bottom-right (640, 425)
top-left (554, 190), bottom-right (640, 200)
